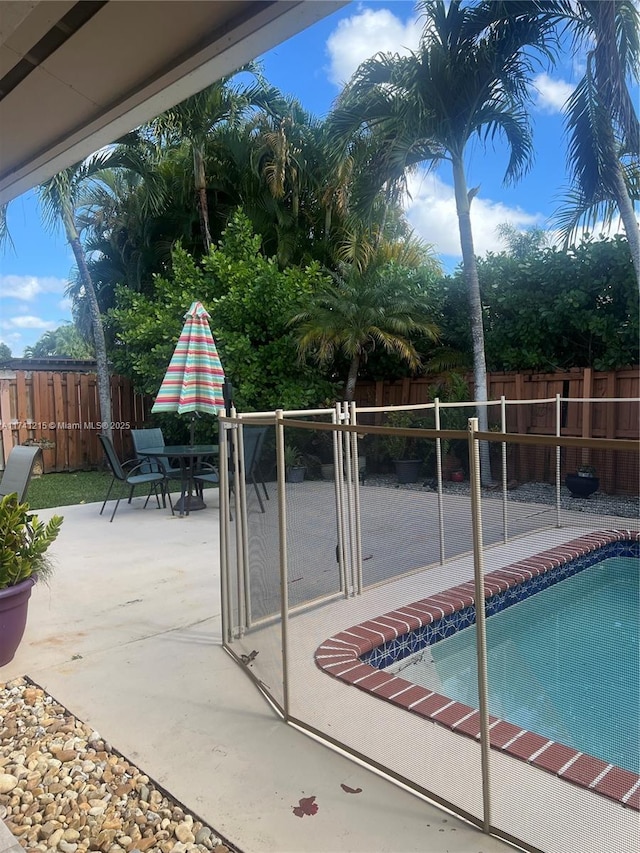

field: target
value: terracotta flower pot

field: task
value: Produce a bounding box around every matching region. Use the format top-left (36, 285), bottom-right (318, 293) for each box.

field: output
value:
top-left (0, 577), bottom-right (35, 667)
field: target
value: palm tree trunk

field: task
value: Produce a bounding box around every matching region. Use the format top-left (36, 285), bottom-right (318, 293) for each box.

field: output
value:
top-left (451, 154), bottom-right (492, 484)
top-left (344, 354), bottom-right (361, 402)
top-left (292, 167), bottom-right (299, 223)
top-left (193, 146), bottom-right (212, 254)
top-left (63, 208), bottom-right (113, 442)
top-left (324, 205), bottom-right (332, 241)
top-left (611, 161), bottom-right (640, 293)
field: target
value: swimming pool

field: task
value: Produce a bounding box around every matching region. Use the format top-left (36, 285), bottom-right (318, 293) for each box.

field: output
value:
top-left (315, 529), bottom-right (640, 810)
top-left (386, 555), bottom-right (638, 773)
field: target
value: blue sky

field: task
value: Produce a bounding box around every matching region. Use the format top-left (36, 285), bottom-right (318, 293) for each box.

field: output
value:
top-left (0, 1), bottom-right (628, 355)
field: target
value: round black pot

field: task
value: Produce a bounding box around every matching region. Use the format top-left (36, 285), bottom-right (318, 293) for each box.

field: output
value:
top-left (394, 459), bottom-right (422, 484)
top-left (565, 473), bottom-right (599, 498)
top-left (286, 466), bottom-right (306, 483)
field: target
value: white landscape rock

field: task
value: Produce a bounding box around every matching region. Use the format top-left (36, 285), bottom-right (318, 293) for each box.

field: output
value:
top-left (0, 677), bottom-right (231, 853)
top-left (0, 773), bottom-right (18, 793)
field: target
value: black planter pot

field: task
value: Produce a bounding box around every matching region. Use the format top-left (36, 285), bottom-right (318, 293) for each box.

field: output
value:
top-left (565, 473), bottom-right (599, 498)
top-left (394, 459), bottom-right (422, 484)
top-left (286, 466), bottom-right (306, 483)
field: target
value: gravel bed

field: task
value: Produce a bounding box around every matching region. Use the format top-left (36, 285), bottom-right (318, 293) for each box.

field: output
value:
top-left (362, 474), bottom-right (639, 519)
top-left (0, 678), bottom-right (238, 853)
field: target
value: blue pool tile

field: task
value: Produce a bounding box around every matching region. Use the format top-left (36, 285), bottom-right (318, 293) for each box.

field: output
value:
top-left (366, 538), bottom-right (638, 673)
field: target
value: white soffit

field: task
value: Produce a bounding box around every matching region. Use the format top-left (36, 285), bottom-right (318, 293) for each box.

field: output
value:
top-left (0, 0), bottom-right (346, 204)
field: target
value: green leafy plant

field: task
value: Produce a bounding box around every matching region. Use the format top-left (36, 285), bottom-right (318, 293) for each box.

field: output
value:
top-left (283, 444), bottom-right (304, 468)
top-left (380, 411), bottom-right (432, 461)
top-left (0, 495), bottom-right (63, 590)
top-left (577, 464), bottom-right (596, 477)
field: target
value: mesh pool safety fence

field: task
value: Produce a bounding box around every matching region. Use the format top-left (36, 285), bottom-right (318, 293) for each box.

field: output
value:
top-left (220, 400), bottom-right (639, 853)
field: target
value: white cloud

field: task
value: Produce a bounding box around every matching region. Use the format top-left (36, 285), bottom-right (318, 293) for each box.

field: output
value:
top-left (533, 73), bottom-right (574, 114)
top-left (326, 7), bottom-right (422, 87)
top-left (0, 274), bottom-right (68, 301)
top-left (405, 170), bottom-right (544, 260)
top-left (1, 315), bottom-right (54, 331)
top-left (547, 214), bottom-right (633, 249)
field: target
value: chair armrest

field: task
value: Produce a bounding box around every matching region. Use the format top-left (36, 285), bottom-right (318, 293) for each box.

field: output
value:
top-left (123, 458), bottom-right (165, 478)
top-left (194, 461), bottom-right (218, 475)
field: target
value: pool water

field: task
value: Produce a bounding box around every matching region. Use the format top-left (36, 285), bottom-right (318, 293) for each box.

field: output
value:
top-left (386, 557), bottom-right (639, 773)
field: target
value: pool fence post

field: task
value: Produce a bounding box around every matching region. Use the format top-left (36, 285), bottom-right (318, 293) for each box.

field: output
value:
top-left (434, 397), bottom-right (445, 564)
top-left (275, 410), bottom-right (290, 720)
top-left (237, 418), bottom-right (252, 630)
top-left (219, 417), bottom-right (232, 645)
top-left (341, 402), bottom-right (358, 595)
top-left (468, 416), bottom-right (492, 834)
top-left (229, 411), bottom-right (246, 637)
top-left (350, 402), bottom-right (364, 595)
top-left (500, 396), bottom-right (508, 543)
top-left (333, 403), bottom-right (350, 596)
top-left (555, 394), bottom-right (562, 527)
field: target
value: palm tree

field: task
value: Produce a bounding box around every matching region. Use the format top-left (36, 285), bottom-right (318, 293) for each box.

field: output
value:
top-left (149, 67), bottom-right (282, 254)
top-left (24, 324), bottom-right (94, 359)
top-left (37, 147), bottom-right (162, 439)
top-left (545, 0), bottom-right (640, 289)
top-left (291, 240), bottom-right (441, 402)
top-left (329, 0), bottom-right (550, 481)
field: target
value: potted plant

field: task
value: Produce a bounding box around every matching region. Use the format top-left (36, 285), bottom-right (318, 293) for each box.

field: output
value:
top-left (0, 494), bottom-right (63, 666)
top-left (284, 444), bottom-right (307, 483)
top-left (565, 464), bottom-right (599, 498)
top-left (308, 429), bottom-right (336, 480)
top-left (382, 411), bottom-right (423, 484)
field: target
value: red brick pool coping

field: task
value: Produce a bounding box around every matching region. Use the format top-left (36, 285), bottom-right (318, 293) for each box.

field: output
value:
top-left (314, 529), bottom-right (640, 811)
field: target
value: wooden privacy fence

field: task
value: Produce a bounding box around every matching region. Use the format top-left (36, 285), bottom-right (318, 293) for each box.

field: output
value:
top-left (355, 367), bottom-right (639, 495)
top-left (0, 370), bottom-right (151, 472)
top-left (354, 366), bottom-right (639, 420)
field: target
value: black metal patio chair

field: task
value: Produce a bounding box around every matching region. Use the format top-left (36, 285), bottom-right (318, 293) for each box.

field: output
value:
top-left (131, 428), bottom-right (183, 480)
top-left (98, 434), bottom-right (173, 522)
top-left (194, 425), bottom-right (269, 514)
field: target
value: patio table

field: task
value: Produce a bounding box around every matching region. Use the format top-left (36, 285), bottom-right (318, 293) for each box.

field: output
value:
top-left (143, 444), bottom-right (218, 516)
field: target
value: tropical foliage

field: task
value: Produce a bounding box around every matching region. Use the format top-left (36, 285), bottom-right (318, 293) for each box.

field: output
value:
top-left (110, 212), bottom-right (336, 414)
top-left (24, 324), bottom-right (94, 359)
top-left (0, 495), bottom-right (63, 589)
top-left (292, 241), bottom-right (442, 401)
top-left (443, 234), bottom-right (638, 371)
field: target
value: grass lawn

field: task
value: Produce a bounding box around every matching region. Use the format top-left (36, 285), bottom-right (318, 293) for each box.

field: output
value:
top-left (26, 470), bottom-right (114, 509)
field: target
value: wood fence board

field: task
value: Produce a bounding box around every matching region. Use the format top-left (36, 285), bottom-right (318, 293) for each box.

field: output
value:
top-left (67, 374), bottom-right (81, 470)
top-left (78, 374), bottom-right (92, 469)
top-left (0, 378), bottom-right (13, 463)
top-left (15, 372), bottom-right (29, 446)
top-left (36, 373), bottom-right (54, 473)
top-left (51, 373), bottom-right (66, 472)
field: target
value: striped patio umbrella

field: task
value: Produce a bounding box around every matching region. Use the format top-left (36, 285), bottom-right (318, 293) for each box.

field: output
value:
top-left (152, 301), bottom-right (225, 441)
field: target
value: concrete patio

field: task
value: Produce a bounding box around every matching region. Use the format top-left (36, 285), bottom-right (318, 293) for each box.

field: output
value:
top-left (1, 487), bottom-right (515, 853)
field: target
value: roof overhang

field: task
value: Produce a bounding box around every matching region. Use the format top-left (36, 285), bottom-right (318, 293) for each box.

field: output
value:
top-left (0, 0), bottom-right (346, 204)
